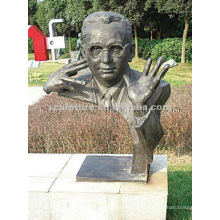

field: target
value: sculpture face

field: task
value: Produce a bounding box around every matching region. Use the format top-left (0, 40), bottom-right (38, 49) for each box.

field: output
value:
top-left (82, 22), bottom-right (132, 87)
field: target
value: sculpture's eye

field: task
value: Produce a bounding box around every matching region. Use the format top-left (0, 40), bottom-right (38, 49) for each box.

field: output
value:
top-left (90, 46), bottom-right (102, 58)
top-left (110, 45), bottom-right (123, 57)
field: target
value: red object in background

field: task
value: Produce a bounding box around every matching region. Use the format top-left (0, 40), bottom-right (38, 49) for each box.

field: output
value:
top-left (28, 25), bottom-right (49, 61)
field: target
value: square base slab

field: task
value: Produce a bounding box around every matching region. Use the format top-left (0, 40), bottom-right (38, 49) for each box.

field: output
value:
top-left (76, 155), bottom-right (148, 182)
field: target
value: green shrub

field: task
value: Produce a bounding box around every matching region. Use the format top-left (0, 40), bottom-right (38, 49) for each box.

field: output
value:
top-left (138, 38), bottom-right (162, 59)
top-left (151, 38), bottom-right (192, 62)
top-left (137, 38), bottom-right (192, 62)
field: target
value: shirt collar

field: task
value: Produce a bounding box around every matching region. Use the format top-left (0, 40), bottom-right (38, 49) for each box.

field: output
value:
top-left (93, 77), bottom-right (125, 103)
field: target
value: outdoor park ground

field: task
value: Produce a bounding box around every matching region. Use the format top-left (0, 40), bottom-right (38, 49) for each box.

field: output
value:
top-left (28, 54), bottom-right (192, 220)
top-left (28, 53), bottom-right (192, 87)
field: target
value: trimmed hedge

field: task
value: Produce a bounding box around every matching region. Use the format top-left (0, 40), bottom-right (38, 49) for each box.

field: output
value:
top-left (28, 84), bottom-right (192, 155)
top-left (138, 38), bottom-right (162, 59)
top-left (151, 38), bottom-right (192, 62)
top-left (138, 38), bottom-right (192, 62)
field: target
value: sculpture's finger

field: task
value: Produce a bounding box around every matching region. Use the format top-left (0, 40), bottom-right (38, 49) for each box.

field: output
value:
top-left (157, 64), bottom-right (170, 80)
top-left (143, 90), bottom-right (153, 103)
top-left (149, 56), bottom-right (165, 77)
top-left (64, 59), bottom-right (87, 70)
top-left (143, 58), bottom-right (152, 76)
top-left (64, 63), bottom-right (88, 77)
top-left (62, 82), bottom-right (76, 91)
top-left (61, 77), bottom-right (86, 86)
top-left (72, 59), bottom-right (87, 66)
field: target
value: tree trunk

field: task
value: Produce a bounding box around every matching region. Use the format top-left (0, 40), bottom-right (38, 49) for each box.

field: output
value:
top-left (150, 30), bottom-right (153, 40)
top-left (134, 25), bottom-right (139, 58)
top-left (157, 31), bottom-right (161, 40)
top-left (181, 17), bottom-right (189, 63)
top-left (68, 32), bottom-right (71, 52)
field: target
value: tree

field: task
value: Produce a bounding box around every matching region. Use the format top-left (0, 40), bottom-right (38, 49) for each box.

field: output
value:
top-left (142, 6), bottom-right (169, 40)
top-left (28, 0), bottom-right (37, 25)
top-left (35, 0), bottom-right (92, 52)
top-left (35, 1), bottom-right (49, 34)
top-left (121, 0), bottom-right (146, 58)
top-left (65, 0), bottom-right (92, 51)
top-left (145, 0), bottom-right (192, 63)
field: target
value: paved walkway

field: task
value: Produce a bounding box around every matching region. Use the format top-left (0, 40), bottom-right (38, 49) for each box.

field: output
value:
top-left (28, 87), bottom-right (46, 106)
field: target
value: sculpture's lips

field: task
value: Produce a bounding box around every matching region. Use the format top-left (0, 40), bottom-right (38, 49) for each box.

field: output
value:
top-left (99, 67), bottom-right (116, 73)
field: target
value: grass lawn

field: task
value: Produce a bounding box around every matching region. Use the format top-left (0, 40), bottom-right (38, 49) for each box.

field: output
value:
top-left (28, 53), bottom-right (35, 60)
top-left (129, 57), bottom-right (192, 86)
top-left (28, 55), bottom-right (192, 87)
top-left (167, 164), bottom-right (192, 220)
top-left (28, 53), bottom-right (53, 60)
top-left (28, 62), bottom-right (65, 86)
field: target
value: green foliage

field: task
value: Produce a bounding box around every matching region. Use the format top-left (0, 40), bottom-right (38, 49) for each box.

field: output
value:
top-left (28, 0), bottom-right (37, 25)
top-left (28, 38), bottom-right (34, 53)
top-left (62, 38), bottom-right (78, 54)
top-left (151, 38), bottom-right (192, 62)
top-left (136, 38), bottom-right (192, 62)
top-left (148, 0), bottom-right (192, 20)
top-left (35, 1), bottom-right (49, 34)
top-left (138, 38), bottom-right (162, 59)
top-left (65, 0), bottom-right (92, 33)
top-left (35, 0), bottom-right (93, 36)
top-left (35, 0), bottom-right (68, 35)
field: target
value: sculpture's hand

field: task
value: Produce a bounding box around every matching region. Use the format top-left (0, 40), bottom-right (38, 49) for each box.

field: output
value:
top-left (124, 56), bottom-right (170, 107)
top-left (43, 59), bottom-right (88, 94)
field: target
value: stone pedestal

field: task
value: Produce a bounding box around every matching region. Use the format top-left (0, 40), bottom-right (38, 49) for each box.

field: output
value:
top-left (28, 154), bottom-right (168, 220)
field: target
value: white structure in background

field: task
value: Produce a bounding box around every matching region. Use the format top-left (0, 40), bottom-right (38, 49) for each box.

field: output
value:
top-left (46, 19), bottom-right (66, 61)
top-left (28, 60), bottom-right (40, 81)
top-left (161, 59), bottom-right (177, 69)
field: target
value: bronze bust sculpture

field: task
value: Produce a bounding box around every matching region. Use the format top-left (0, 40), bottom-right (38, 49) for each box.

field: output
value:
top-left (43, 11), bottom-right (171, 178)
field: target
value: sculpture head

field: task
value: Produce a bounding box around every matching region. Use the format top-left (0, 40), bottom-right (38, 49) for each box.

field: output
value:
top-left (81, 11), bottom-right (134, 87)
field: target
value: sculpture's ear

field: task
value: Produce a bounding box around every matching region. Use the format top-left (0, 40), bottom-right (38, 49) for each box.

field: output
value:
top-left (81, 45), bottom-right (87, 59)
top-left (128, 43), bottom-right (135, 62)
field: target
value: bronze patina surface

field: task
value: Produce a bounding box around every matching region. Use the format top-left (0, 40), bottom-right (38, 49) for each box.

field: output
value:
top-left (43, 11), bottom-right (171, 180)
top-left (76, 155), bottom-right (148, 182)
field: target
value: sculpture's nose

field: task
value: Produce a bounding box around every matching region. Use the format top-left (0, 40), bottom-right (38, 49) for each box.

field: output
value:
top-left (101, 50), bottom-right (111, 64)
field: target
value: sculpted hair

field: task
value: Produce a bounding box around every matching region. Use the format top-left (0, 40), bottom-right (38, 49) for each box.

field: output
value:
top-left (81, 11), bottom-right (132, 44)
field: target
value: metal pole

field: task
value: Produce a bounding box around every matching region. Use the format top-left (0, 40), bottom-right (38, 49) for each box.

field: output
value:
top-left (48, 19), bottom-right (64, 61)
